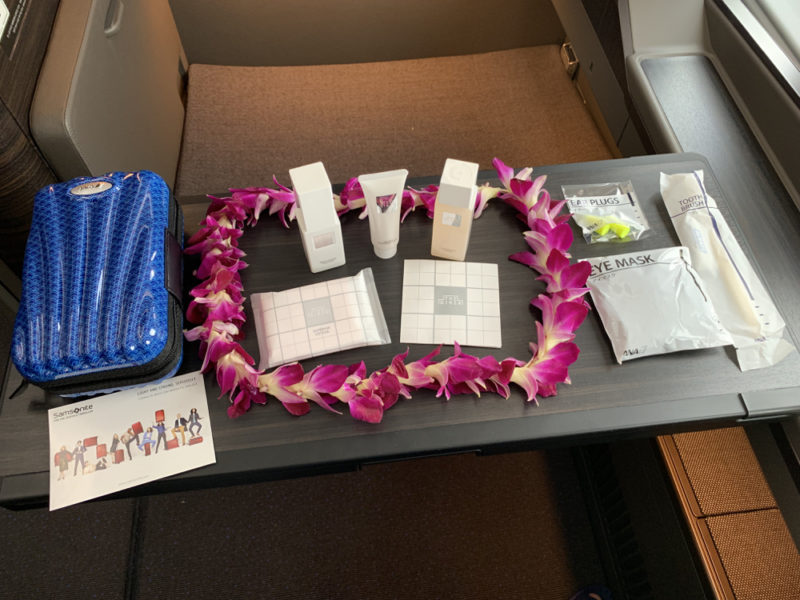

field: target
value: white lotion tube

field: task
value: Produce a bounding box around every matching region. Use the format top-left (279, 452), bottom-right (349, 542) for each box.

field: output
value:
top-left (289, 161), bottom-right (346, 273)
top-left (431, 158), bottom-right (479, 261)
top-left (358, 169), bottom-right (409, 259)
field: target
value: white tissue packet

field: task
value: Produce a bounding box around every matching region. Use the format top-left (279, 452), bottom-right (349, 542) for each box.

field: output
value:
top-left (562, 180), bottom-right (650, 243)
top-left (660, 171), bottom-right (795, 370)
top-left (587, 247), bottom-right (732, 363)
top-left (252, 268), bottom-right (390, 369)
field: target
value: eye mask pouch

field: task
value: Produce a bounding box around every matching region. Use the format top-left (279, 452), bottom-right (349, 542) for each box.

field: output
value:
top-left (587, 246), bottom-right (732, 363)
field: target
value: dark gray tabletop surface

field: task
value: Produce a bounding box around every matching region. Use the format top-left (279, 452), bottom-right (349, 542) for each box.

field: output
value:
top-left (2, 152), bottom-right (799, 507)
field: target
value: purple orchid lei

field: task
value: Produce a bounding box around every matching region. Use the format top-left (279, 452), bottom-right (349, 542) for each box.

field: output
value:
top-left (184, 158), bottom-right (591, 422)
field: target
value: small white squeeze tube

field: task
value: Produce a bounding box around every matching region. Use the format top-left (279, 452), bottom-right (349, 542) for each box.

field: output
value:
top-left (660, 170), bottom-right (795, 370)
top-left (358, 169), bottom-right (409, 259)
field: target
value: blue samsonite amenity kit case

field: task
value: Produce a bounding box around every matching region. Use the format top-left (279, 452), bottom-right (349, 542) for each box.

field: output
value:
top-left (12, 171), bottom-right (184, 396)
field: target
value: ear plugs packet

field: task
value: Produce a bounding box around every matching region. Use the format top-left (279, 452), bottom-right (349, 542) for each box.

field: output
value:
top-left (587, 247), bottom-right (732, 363)
top-left (562, 180), bottom-right (649, 243)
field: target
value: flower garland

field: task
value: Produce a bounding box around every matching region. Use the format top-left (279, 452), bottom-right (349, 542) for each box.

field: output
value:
top-left (184, 158), bottom-right (591, 422)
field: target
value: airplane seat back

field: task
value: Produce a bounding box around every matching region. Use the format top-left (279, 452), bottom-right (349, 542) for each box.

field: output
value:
top-left (29, 0), bottom-right (569, 196)
top-left (29, 0), bottom-right (186, 190)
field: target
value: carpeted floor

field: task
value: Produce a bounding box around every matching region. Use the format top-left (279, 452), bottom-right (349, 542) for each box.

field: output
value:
top-left (130, 451), bottom-right (604, 599)
top-left (0, 450), bottom-right (606, 600)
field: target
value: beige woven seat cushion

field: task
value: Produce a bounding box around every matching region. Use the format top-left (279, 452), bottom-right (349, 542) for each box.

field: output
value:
top-left (672, 427), bottom-right (776, 516)
top-left (175, 45), bottom-right (612, 197)
top-left (706, 510), bottom-right (800, 600)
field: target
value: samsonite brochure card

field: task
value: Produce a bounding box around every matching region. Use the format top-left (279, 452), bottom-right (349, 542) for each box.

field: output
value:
top-left (48, 371), bottom-right (215, 510)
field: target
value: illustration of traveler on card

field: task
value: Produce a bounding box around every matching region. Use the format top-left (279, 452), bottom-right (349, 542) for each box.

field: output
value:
top-left (153, 420), bottom-right (168, 453)
top-left (72, 440), bottom-right (87, 476)
top-left (138, 427), bottom-right (156, 455)
top-left (55, 445), bottom-right (72, 481)
top-left (109, 433), bottom-right (120, 456)
top-left (172, 413), bottom-right (188, 446)
top-left (121, 429), bottom-right (135, 460)
top-left (188, 408), bottom-right (202, 439)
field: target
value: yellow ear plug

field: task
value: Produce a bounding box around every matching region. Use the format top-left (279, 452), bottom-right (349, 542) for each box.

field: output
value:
top-left (609, 223), bottom-right (631, 239)
top-left (579, 215), bottom-right (608, 233)
top-left (595, 223), bottom-right (611, 236)
top-left (574, 214), bottom-right (633, 241)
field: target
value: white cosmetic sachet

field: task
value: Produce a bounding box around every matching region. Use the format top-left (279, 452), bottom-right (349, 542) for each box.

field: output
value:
top-left (252, 268), bottom-right (390, 369)
top-left (400, 260), bottom-right (501, 348)
top-left (587, 247), bottom-right (732, 363)
top-left (660, 171), bottom-right (795, 370)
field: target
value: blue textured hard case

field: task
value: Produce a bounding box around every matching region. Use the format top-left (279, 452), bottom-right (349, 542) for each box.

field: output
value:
top-left (12, 171), bottom-right (184, 395)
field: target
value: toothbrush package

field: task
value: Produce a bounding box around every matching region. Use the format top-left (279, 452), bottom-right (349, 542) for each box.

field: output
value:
top-left (660, 170), bottom-right (795, 370)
